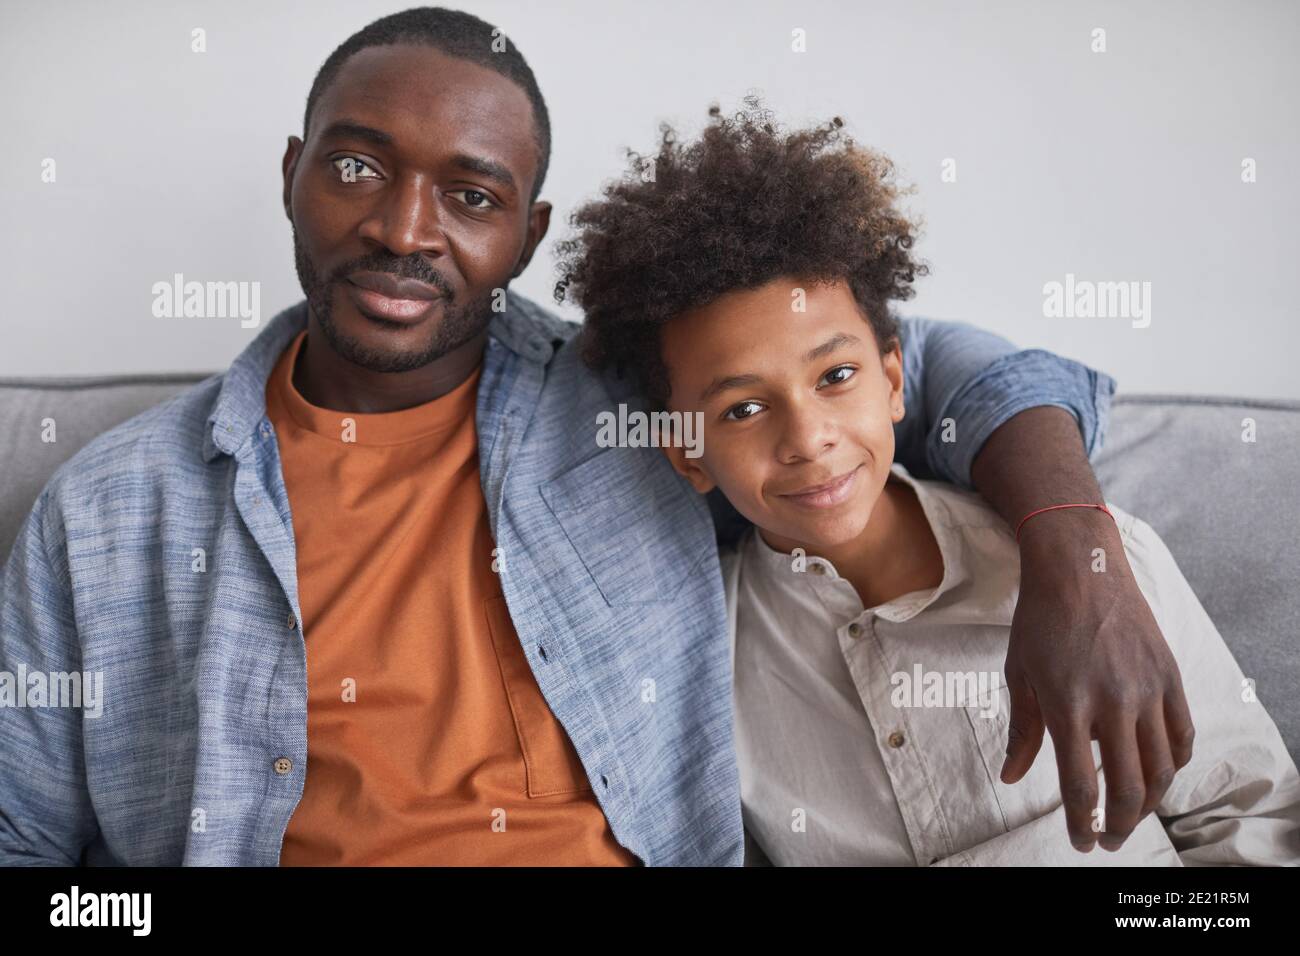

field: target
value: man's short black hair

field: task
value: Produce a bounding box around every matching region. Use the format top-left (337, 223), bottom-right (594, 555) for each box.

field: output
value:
top-left (555, 97), bottom-right (928, 409)
top-left (302, 6), bottom-right (551, 202)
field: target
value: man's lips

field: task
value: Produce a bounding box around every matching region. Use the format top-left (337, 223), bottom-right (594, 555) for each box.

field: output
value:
top-left (777, 464), bottom-right (863, 509)
top-left (348, 270), bottom-right (442, 299)
top-left (344, 271), bottom-right (444, 322)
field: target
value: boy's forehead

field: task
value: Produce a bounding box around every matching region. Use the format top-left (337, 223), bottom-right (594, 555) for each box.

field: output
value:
top-left (676, 278), bottom-right (858, 343)
top-left (665, 279), bottom-right (865, 382)
top-left (311, 44), bottom-right (537, 170)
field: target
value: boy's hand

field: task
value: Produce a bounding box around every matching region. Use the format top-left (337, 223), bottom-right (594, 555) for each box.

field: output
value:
top-left (1004, 506), bottom-right (1195, 853)
top-left (970, 406), bottom-right (1196, 853)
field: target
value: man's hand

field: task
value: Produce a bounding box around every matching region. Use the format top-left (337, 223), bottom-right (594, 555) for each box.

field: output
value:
top-left (1006, 507), bottom-right (1195, 852)
top-left (970, 406), bottom-right (1196, 853)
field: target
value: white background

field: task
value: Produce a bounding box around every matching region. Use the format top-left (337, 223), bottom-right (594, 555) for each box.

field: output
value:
top-left (3, 0), bottom-right (1296, 398)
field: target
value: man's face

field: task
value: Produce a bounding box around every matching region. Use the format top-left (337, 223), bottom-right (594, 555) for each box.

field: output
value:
top-left (660, 277), bottom-right (905, 552)
top-left (282, 44), bottom-right (550, 373)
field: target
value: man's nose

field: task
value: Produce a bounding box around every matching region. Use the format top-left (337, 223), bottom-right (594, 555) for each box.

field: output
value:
top-left (357, 173), bottom-right (449, 258)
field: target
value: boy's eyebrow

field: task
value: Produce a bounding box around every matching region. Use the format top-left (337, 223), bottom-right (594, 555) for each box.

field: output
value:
top-left (698, 332), bottom-right (863, 401)
top-left (804, 332), bottom-right (861, 362)
top-left (700, 372), bottom-right (765, 402)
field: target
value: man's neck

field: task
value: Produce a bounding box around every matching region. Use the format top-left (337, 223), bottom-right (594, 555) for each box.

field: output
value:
top-left (760, 474), bottom-right (945, 609)
top-left (291, 320), bottom-right (489, 414)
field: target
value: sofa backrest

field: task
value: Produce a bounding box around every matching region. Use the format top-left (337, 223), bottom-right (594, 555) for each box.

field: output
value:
top-left (1, 373), bottom-right (216, 564)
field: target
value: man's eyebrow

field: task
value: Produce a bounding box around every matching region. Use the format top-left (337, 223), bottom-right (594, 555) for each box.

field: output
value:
top-left (450, 153), bottom-right (517, 193)
top-left (319, 120), bottom-right (393, 147)
top-left (315, 123), bottom-right (517, 193)
top-left (804, 332), bottom-right (861, 362)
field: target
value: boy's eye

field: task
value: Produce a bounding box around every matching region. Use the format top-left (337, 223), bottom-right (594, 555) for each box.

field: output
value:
top-left (332, 157), bottom-right (379, 181)
top-left (818, 364), bottom-right (857, 387)
top-left (723, 400), bottom-right (766, 422)
top-left (449, 189), bottom-right (496, 210)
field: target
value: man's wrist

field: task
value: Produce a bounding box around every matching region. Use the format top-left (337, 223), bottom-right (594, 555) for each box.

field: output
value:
top-left (1017, 505), bottom-right (1129, 578)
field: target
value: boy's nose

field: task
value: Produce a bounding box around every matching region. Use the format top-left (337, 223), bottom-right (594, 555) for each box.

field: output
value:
top-left (774, 407), bottom-right (837, 463)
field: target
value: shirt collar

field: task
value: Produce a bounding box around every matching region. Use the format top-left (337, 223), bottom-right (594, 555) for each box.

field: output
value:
top-left (743, 462), bottom-right (971, 622)
top-left (202, 291), bottom-right (562, 463)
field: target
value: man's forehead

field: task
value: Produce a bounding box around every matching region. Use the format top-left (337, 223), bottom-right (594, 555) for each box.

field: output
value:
top-left (312, 44), bottom-right (537, 162)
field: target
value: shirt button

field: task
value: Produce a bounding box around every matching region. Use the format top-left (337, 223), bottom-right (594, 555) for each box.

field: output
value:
top-left (287, 612), bottom-right (297, 630)
top-left (273, 757), bottom-right (293, 775)
top-left (888, 731), bottom-right (906, 748)
top-left (847, 621), bottom-right (863, 638)
top-left (810, 564), bottom-right (826, 576)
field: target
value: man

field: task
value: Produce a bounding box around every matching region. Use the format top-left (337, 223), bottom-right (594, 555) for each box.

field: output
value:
top-left (0, 7), bottom-right (1191, 865)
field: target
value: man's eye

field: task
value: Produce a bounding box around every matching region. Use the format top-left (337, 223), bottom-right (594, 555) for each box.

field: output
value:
top-left (450, 189), bottom-right (495, 209)
top-left (332, 157), bottom-right (378, 181)
top-left (819, 364), bottom-right (857, 387)
top-left (723, 400), bottom-right (765, 421)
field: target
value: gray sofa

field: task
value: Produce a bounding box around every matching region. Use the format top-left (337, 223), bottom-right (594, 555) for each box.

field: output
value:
top-left (1, 375), bottom-right (1297, 766)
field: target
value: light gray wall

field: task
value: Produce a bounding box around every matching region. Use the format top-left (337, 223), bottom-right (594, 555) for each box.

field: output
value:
top-left (3, 0), bottom-right (1296, 397)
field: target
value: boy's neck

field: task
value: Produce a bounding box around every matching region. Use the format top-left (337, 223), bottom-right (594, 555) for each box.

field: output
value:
top-left (760, 473), bottom-right (945, 610)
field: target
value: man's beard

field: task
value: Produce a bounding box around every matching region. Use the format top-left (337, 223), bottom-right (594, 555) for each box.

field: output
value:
top-left (291, 223), bottom-right (495, 374)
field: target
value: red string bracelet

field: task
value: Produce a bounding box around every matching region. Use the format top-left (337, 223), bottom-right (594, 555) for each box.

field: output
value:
top-left (1015, 503), bottom-right (1114, 543)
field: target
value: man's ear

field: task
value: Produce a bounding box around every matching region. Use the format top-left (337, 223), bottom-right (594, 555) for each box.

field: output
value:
top-left (511, 201), bottom-right (552, 279)
top-left (282, 135), bottom-right (304, 222)
top-left (659, 441), bottom-right (716, 495)
top-left (881, 338), bottom-right (905, 424)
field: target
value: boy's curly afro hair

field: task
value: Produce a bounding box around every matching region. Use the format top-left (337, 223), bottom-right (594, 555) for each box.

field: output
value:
top-left (554, 96), bottom-right (930, 409)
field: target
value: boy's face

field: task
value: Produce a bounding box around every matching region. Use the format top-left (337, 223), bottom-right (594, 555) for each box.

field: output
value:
top-left (660, 276), bottom-right (905, 551)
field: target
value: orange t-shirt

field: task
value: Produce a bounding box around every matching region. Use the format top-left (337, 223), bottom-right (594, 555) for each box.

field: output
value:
top-left (267, 329), bottom-right (637, 866)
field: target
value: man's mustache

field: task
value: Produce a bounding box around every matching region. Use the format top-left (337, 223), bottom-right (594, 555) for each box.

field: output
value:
top-left (333, 258), bottom-right (454, 301)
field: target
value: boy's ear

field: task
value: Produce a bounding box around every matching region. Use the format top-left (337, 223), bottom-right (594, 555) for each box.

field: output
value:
top-left (881, 339), bottom-right (906, 424)
top-left (659, 441), bottom-right (716, 495)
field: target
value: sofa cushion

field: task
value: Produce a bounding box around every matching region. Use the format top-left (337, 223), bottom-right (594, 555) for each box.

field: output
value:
top-left (1092, 394), bottom-right (1300, 763)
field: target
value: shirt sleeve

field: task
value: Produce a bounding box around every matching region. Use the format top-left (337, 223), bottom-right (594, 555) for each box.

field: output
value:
top-left (0, 487), bottom-right (99, 865)
top-left (1120, 513), bottom-right (1300, 866)
top-left (894, 316), bottom-right (1118, 489)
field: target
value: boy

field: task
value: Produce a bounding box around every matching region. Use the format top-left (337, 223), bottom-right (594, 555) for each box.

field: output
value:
top-left (556, 102), bottom-right (1300, 865)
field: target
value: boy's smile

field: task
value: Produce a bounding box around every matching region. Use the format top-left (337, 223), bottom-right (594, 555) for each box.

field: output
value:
top-left (775, 461), bottom-right (865, 509)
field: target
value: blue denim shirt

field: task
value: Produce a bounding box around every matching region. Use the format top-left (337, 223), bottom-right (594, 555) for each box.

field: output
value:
top-left (0, 292), bottom-right (1114, 866)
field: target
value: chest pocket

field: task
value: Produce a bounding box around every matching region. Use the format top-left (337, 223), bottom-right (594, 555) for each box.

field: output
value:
top-left (540, 447), bottom-right (714, 606)
top-left (965, 685), bottom-right (1102, 831)
top-left (959, 687), bottom-right (1181, 863)
top-left (484, 595), bottom-right (592, 797)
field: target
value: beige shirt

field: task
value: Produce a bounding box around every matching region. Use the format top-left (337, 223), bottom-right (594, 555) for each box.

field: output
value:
top-left (722, 463), bottom-right (1300, 866)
